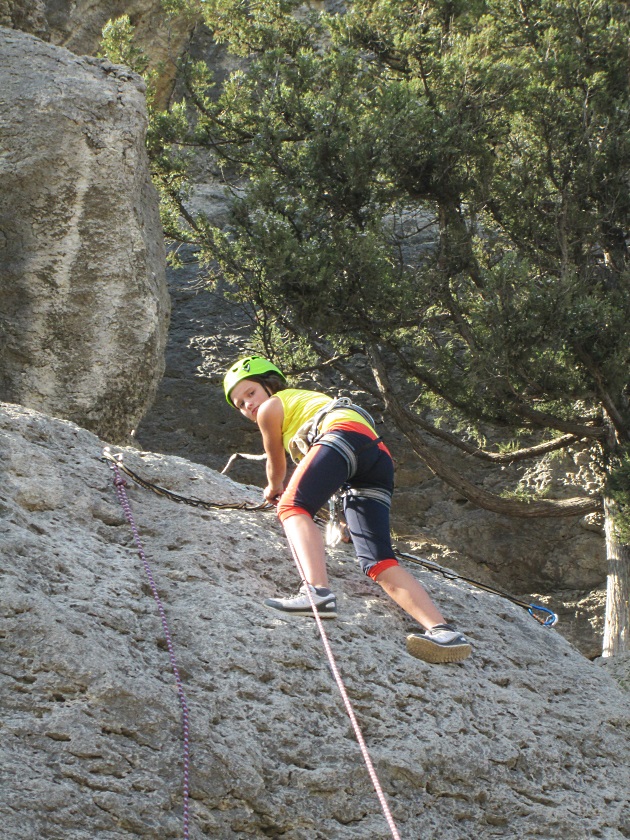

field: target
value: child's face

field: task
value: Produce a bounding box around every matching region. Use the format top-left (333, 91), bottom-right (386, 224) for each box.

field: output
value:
top-left (230, 379), bottom-right (270, 422)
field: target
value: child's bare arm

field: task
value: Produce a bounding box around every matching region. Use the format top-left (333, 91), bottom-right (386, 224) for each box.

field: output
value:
top-left (257, 396), bottom-right (287, 502)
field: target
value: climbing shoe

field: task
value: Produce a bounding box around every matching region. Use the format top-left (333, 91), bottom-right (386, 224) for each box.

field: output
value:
top-left (406, 624), bottom-right (471, 664)
top-left (264, 583), bottom-right (337, 618)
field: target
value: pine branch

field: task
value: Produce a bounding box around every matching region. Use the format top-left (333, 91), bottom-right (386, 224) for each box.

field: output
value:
top-left (368, 344), bottom-right (601, 519)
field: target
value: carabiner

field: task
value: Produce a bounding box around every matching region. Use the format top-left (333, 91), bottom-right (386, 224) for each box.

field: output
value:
top-left (528, 604), bottom-right (558, 627)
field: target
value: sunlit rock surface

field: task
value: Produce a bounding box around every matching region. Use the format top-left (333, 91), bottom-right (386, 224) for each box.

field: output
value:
top-left (1, 403), bottom-right (628, 839)
top-left (0, 28), bottom-right (169, 442)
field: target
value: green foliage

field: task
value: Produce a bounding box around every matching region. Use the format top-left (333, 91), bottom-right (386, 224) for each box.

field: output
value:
top-left (147, 100), bottom-right (201, 247)
top-left (99, 15), bottom-right (151, 75)
top-left (99, 15), bottom-right (158, 106)
top-left (500, 486), bottom-right (552, 503)
top-left (148, 0), bottom-right (630, 476)
top-left (199, 0), bottom-right (320, 55)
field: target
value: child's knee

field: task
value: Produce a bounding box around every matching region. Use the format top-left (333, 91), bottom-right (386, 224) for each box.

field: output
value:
top-left (277, 499), bottom-right (313, 523)
top-left (365, 558), bottom-right (399, 580)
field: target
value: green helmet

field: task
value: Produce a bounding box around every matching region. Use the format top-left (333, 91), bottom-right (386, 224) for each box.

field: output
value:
top-left (223, 355), bottom-right (286, 405)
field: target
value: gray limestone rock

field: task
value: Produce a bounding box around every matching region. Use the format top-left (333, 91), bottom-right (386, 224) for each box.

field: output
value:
top-left (0, 1), bottom-right (49, 38)
top-left (1, 401), bottom-right (628, 838)
top-left (4, 0), bottom-right (200, 109)
top-left (0, 28), bottom-right (169, 443)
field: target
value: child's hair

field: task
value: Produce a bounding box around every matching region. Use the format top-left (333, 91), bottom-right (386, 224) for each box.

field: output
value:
top-left (248, 373), bottom-right (287, 396)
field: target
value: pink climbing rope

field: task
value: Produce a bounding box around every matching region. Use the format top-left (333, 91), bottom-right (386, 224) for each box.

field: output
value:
top-left (107, 448), bottom-right (398, 838)
top-left (109, 459), bottom-right (191, 840)
top-left (285, 537), bottom-right (402, 840)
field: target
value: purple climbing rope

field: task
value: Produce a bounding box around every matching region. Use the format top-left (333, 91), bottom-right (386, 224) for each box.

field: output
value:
top-left (109, 459), bottom-right (190, 839)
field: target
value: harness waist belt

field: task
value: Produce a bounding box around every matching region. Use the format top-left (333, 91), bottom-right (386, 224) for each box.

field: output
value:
top-left (343, 486), bottom-right (393, 508)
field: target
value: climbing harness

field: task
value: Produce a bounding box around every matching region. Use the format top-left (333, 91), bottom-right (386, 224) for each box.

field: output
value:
top-left (284, 532), bottom-right (402, 840)
top-left (288, 396), bottom-right (378, 464)
top-left (106, 453), bottom-right (190, 839)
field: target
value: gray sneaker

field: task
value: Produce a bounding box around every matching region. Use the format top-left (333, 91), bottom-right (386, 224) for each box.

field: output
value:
top-left (264, 583), bottom-right (337, 618)
top-left (406, 623), bottom-right (471, 664)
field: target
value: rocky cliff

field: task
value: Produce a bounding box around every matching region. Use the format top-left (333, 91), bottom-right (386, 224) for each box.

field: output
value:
top-left (2, 2), bottom-right (609, 657)
top-left (0, 28), bottom-right (169, 443)
top-left (0, 0), bottom-right (200, 108)
top-left (2, 402), bottom-right (628, 839)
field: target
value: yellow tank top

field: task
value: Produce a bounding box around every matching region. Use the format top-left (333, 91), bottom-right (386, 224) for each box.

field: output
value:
top-left (276, 389), bottom-right (375, 452)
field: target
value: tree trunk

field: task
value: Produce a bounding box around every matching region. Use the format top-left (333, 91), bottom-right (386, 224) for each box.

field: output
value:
top-left (602, 497), bottom-right (630, 657)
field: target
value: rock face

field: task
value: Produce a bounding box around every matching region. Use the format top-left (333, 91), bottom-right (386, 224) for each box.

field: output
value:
top-left (0, 28), bottom-right (170, 443)
top-left (1, 0), bottom-right (200, 109)
top-left (4, 0), bottom-right (607, 657)
top-left (0, 1), bottom-right (49, 39)
top-left (2, 401), bottom-right (628, 839)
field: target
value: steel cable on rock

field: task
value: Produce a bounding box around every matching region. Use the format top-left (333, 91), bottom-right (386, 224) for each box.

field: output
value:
top-left (102, 447), bottom-right (272, 512)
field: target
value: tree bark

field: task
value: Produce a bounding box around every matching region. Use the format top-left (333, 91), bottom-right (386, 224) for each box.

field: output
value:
top-left (602, 498), bottom-right (630, 657)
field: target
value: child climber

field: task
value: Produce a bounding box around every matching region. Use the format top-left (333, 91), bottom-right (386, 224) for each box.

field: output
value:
top-left (224, 355), bottom-right (471, 664)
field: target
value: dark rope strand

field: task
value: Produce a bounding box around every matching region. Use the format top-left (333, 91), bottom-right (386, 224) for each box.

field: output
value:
top-left (102, 449), bottom-right (272, 512)
top-left (394, 550), bottom-right (557, 626)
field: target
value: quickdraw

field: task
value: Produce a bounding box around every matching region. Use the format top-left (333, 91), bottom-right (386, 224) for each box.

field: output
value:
top-left (325, 495), bottom-right (350, 546)
top-left (393, 550), bottom-right (558, 627)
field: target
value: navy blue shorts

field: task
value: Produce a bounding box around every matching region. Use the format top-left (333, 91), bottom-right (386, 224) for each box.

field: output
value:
top-left (277, 428), bottom-right (399, 578)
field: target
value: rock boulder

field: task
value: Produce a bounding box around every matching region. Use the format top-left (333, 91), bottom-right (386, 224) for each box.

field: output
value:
top-left (0, 28), bottom-right (169, 443)
top-left (2, 0), bottom-right (200, 109)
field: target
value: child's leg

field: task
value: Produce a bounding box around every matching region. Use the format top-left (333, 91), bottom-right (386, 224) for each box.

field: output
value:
top-left (343, 445), bottom-right (446, 630)
top-left (344, 495), bottom-right (446, 630)
top-left (282, 513), bottom-right (329, 588)
top-left (277, 443), bottom-right (350, 590)
top-left (373, 565), bottom-right (445, 630)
